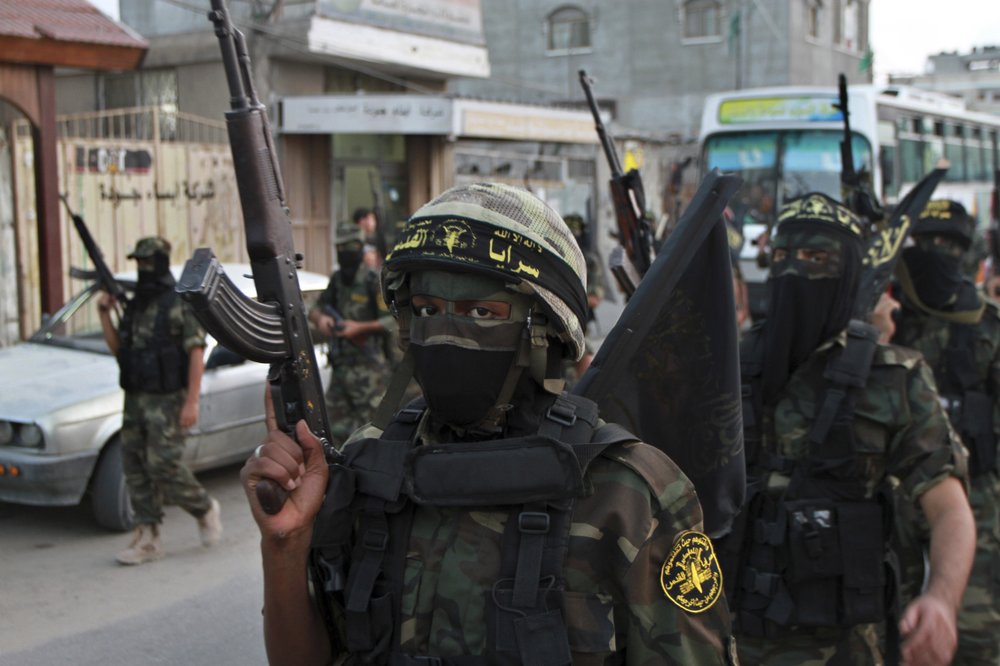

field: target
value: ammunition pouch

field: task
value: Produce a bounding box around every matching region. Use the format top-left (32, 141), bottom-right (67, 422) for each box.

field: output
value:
top-left (734, 497), bottom-right (887, 635)
top-left (948, 390), bottom-right (997, 477)
top-left (118, 290), bottom-right (188, 394)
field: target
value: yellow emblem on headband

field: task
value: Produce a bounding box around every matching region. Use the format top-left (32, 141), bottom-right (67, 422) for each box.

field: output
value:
top-left (777, 193), bottom-right (863, 237)
top-left (660, 530), bottom-right (723, 613)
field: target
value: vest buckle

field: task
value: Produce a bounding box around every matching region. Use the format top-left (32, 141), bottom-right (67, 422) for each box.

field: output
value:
top-left (518, 511), bottom-right (550, 534)
top-left (546, 403), bottom-right (577, 427)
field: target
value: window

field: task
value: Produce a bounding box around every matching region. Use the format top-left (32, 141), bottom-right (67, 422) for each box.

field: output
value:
top-left (547, 6), bottom-right (591, 52)
top-left (805, 0), bottom-right (822, 39)
top-left (833, 0), bottom-right (861, 50)
top-left (683, 0), bottom-right (722, 40)
top-left (99, 69), bottom-right (178, 140)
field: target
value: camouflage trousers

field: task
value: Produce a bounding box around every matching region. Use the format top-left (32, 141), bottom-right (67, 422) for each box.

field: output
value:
top-left (955, 472), bottom-right (1000, 665)
top-left (737, 624), bottom-right (883, 665)
top-left (325, 351), bottom-right (388, 447)
top-left (121, 391), bottom-right (210, 525)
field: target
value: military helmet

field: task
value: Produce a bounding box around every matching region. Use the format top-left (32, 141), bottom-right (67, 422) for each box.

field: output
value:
top-left (913, 199), bottom-right (975, 249)
top-left (127, 236), bottom-right (171, 259)
top-left (383, 182), bottom-right (588, 359)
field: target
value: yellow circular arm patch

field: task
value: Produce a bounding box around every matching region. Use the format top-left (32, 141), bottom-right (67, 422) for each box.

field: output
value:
top-left (660, 530), bottom-right (723, 613)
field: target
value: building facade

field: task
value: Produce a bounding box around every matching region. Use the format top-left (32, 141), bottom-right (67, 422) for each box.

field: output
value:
top-left (890, 46), bottom-right (1000, 117)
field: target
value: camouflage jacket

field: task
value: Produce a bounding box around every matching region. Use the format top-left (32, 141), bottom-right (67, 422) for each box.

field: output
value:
top-left (314, 267), bottom-right (394, 359)
top-left (894, 296), bottom-right (1000, 447)
top-left (747, 330), bottom-right (962, 502)
top-left (326, 416), bottom-right (738, 665)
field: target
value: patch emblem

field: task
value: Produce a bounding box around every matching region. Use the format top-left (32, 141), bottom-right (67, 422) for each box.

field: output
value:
top-left (660, 530), bottom-right (723, 613)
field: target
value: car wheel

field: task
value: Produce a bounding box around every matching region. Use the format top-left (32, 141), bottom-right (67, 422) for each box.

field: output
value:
top-left (91, 438), bottom-right (134, 532)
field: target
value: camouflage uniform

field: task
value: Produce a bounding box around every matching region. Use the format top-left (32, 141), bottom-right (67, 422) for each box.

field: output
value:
top-left (328, 418), bottom-right (737, 665)
top-left (734, 332), bottom-right (964, 665)
top-left (119, 294), bottom-right (210, 525)
top-left (314, 266), bottom-right (394, 446)
top-left (307, 183), bottom-right (738, 664)
top-left (893, 297), bottom-right (1000, 665)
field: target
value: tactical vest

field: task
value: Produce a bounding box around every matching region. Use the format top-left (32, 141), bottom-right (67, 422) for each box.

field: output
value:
top-left (934, 321), bottom-right (995, 476)
top-left (717, 321), bottom-right (898, 644)
top-left (308, 393), bottom-right (636, 665)
top-left (117, 290), bottom-right (189, 394)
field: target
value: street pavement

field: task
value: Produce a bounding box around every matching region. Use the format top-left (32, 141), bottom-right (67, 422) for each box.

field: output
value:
top-left (0, 464), bottom-right (270, 665)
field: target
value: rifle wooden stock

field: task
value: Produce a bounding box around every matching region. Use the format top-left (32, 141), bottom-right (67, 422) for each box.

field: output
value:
top-left (182, 0), bottom-right (332, 515)
top-left (578, 69), bottom-right (653, 284)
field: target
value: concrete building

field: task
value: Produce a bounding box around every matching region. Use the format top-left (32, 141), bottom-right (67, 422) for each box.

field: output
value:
top-left (448, 0), bottom-right (873, 139)
top-left (56, 0), bottom-right (604, 276)
top-left (890, 46), bottom-right (1000, 117)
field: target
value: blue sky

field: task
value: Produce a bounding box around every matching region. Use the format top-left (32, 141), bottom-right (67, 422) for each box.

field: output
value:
top-left (87, 0), bottom-right (998, 82)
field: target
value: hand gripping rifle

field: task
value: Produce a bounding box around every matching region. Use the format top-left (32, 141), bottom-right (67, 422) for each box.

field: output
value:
top-left (60, 194), bottom-right (128, 307)
top-left (176, 0), bottom-right (332, 514)
top-left (579, 69), bottom-right (653, 297)
top-left (833, 73), bottom-right (883, 222)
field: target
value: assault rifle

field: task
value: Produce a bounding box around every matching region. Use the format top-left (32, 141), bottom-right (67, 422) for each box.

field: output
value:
top-left (578, 69), bottom-right (653, 297)
top-left (60, 195), bottom-right (128, 306)
top-left (176, 0), bottom-right (332, 514)
top-left (368, 170), bottom-right (389, 261)
top-left (833, 73), bottom-right (883, 221)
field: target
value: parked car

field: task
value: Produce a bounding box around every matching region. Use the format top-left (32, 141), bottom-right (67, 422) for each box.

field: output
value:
top-left (0, 265), bottom-right (330, 531)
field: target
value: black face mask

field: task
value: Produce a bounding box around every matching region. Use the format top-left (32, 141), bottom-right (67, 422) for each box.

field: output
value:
top-left (133, 253), bottom-right (175, 307)
top-left (760, 242), bottom-right (860, 404)
top-left (901, 246), bottom-right (964, 310)
top-left (411, 345), bottom-right (516, 428)
top-left (337, 249), bottom-right (363, 285)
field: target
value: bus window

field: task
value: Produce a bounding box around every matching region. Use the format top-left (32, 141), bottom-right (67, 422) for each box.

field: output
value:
top-left (781, 130), bottom-right (872, 201)
top-left (900, 138), bottom-right (924, 183)
top-left (944, 124), bottom-right (966, 182)
top-left (880, 145), bottom-right (898, 198)
top-left (703, 132), bottom-right (778, 223)
top-left (968, 132), bottom-right (986, 181)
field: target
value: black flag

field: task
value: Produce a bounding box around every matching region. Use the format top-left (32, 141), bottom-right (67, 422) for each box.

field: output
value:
top-left (573, 169), bottom-right (745, 537)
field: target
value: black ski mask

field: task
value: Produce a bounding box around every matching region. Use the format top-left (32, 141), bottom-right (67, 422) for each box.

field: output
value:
top-left (761, 195), bottom-right (864, 403)
top-left (337, 241), bottom-right (364, 285)
top-left (133, 251), bottom-right (175, 308)
top-left (900, 236), bottom-right (966, 310)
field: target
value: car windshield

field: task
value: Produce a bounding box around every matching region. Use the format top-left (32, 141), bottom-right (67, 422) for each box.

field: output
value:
top-left (28, 284), bottom-right (131, 354)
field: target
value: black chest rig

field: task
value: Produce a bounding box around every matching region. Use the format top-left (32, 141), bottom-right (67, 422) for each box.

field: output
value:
top-left (717, 321), bottom-right (898, 643)
top-left (934, 321), bottom-right (995, 476)
top-left (308, 393), bottom-right (635, 665)
top-left (118, 290), bottom-right (189, 394)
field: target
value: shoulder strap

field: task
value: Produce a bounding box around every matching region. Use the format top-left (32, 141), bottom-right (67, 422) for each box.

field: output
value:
top-left (808, 320), bottom-right (879, 447)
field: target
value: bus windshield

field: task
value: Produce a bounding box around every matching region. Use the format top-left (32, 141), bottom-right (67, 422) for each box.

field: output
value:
top-left (703, 129), bottom-right (873, 224)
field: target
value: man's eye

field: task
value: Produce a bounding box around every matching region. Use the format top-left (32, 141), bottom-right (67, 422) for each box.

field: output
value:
top-left (414, 304), bottom-right (438, 317)
top-left (807, 252), bottom-right (828, 264)
top-left (468, 306), bottom-right (495, 319)
top-left (772, 249), bottom-right (788, 262)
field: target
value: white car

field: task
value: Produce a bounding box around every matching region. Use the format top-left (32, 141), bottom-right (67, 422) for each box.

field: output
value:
top-left (0, 265), bottom-right (330, 530)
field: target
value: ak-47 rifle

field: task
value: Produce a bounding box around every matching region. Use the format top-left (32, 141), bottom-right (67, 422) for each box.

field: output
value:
top-left (368, 170), bottom-right (389, 261)
top-left (578, 69), bottom-right (653, 297)
top-left (176, 0), bottom-right (332, 514)
top-left (833, 73), bottom-right (883, 221)
top-left (60, 195), bottom-right (128, 306)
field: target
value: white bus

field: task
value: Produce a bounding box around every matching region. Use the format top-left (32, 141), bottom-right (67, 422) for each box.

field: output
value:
top-left (699, 84), bottom-right (1000, 313)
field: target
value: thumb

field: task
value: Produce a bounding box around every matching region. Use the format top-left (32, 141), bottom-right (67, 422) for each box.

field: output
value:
top-left (295, 419), bottom-right (326, 471)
